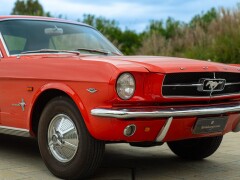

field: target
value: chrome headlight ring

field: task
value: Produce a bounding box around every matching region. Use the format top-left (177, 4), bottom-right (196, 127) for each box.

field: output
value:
top-left (116, 73), bottom-right (136, 100)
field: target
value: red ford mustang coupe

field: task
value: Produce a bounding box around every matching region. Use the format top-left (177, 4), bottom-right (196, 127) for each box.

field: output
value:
top-left (0, 16), bottom-right (239, 179)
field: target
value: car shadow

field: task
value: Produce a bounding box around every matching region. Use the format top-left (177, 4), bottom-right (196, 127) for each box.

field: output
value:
top-left (0, 135), bottom-right (230, 180)
top-left (0, 134), bottom-right (39, 155)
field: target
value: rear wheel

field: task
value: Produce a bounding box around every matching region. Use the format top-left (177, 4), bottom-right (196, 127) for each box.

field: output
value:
top-left (38, 96), bottom-right (105, 179)
top-left (167, 136), bottom-right (223, 160)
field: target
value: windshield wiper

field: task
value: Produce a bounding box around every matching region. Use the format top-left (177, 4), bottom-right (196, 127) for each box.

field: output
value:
top-left (21, 49), bottom-right (80, 55)
top-left (76, 48), bottom-right (111, 55)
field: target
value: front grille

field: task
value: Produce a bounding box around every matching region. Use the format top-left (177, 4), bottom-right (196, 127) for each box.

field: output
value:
top-left (162, 72), bottom-right (240, 97)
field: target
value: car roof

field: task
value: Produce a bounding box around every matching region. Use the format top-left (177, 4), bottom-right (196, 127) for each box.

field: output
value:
top-left (0, 15), bottom-right (91, 27)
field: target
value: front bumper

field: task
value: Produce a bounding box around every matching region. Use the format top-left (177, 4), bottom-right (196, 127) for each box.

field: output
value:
top-left (90, 103), bottom-right (240, 143)
top-left (91, 103), bottom-right (240, 119)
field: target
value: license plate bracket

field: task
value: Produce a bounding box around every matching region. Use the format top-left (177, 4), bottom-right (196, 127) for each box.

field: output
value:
top-left (193, 116), bottom-right (228, 134)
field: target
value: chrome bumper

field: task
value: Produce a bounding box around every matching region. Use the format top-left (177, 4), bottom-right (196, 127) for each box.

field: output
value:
top-left (91, 103), bottom-right (240, 119)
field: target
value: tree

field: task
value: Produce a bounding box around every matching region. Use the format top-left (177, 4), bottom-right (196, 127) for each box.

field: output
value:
top-left (82, 14), bottom-right (141, 55)
top-left (144, 17), bottom-right (182, 39)
top-left (82, 14), bottom-right (122, 41)
top-left (189, 8), bottom-right (218, 29)
top-left (11, 0), bottom-right (51, 17)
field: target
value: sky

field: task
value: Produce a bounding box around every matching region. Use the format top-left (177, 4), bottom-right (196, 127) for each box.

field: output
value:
top-left (1, 0), bottom-right (240, 32)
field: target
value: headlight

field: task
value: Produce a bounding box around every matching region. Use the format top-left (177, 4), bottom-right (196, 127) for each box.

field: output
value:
top-left (116, 73), bottom-right (135, 100)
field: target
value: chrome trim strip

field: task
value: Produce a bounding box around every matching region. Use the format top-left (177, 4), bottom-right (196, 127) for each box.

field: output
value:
top-left (225, 82), bottom-right (240, 85)
top-left (163, 84), bottom-right (202, 87)
top-left (163, 82), bottom-right (240, 87)
top-left (0, 17), bottom-right (90, 27)
top-left (162, 93), bottom-right (240, 99)
top-left (0, 32), bottom-right (10, 57)
top-left (91, 103), bottom-right (240, 119)
top-left (162, 72), bottom-right (240, 98)
top-left (0, 126), bottom-right (30, 137)
top-left (0, 50), bottom-right (2, 58)
top-left (10, 53), bottom-right (78, 57)
top-left (156, 117), bottom-right (173, 142)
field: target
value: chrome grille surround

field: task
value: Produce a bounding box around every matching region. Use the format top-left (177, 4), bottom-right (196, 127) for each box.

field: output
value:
top-left (162, 72), bottom-right (240, 97)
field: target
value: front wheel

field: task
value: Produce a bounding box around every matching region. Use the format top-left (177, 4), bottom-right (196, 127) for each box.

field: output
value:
top-left (167, 136), bottom-right (223, 160)
top-left (38, 96), bottom-right (105, 179)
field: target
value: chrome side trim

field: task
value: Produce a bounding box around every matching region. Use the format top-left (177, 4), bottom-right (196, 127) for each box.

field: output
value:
top-left (0, 32), bottom-right (10, 57)
top-left (0, 50), bottom-right (2, 58)
top-left (91, 103), bottom-right (240, 119)
top-left (156, 117), bottom-right (173, 142)
top-left (0, 126), bottom-right (30, 137)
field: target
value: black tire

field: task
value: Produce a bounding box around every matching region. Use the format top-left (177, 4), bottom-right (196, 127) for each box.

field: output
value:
top-left (167, 136), bottom-right (223, 160)
top-left (38, 96), bottom-right (105, 179)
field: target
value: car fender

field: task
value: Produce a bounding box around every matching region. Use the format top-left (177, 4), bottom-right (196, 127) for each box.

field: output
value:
top-left (28, 82), bottom-right (92, 136)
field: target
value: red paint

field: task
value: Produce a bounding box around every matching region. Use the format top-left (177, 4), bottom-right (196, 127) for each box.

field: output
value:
top-left (0, 16), bottom-right (239, 142)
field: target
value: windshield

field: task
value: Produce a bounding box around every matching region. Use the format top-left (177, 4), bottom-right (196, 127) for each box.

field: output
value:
top-left (0, 19), bottom-right (122, 55)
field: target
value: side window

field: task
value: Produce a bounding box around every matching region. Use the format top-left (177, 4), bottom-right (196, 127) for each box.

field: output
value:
top-left (3, 35), bottom-right (26, 54)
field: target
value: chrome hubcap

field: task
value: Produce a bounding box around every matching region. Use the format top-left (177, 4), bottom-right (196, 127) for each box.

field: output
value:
top-left (48, 114), bottom-right (79, 163)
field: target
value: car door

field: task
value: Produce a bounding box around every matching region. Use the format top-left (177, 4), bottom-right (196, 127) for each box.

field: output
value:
top-left (0, 34), bottom-right (30, 130)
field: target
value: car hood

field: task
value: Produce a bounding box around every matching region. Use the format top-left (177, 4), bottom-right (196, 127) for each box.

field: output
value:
top-left (82, 55), bottom-right (239, 74)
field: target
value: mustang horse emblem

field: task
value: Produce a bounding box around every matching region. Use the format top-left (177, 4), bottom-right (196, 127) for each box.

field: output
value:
top-left (205, 81), bottom-right (224, 90)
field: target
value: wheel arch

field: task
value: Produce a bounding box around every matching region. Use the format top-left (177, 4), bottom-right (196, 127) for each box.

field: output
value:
top-left (29, 83), bottom-right (90, 137)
